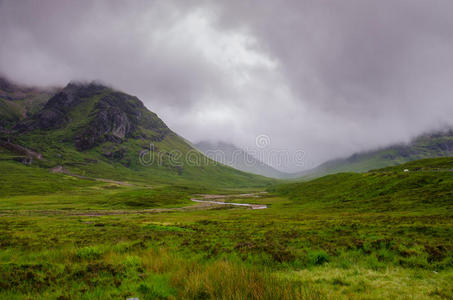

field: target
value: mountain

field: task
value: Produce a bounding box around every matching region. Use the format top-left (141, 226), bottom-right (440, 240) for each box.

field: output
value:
top-left (0, 76), bottom-right (57, 128)
top-left (293, 130), bottom-right (453, 179)
top-left (194, 141), bottom-right (288, 178)
top-left (196, 130), bottom-right (453, 180)
top-left (0, 79), bottom-right (272, 188)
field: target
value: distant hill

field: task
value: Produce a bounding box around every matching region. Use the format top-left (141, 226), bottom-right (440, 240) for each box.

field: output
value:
top-left (0, 78), bottom-right (272, 188)
top-left (292, 130), bottom-right (453, 179)
top-left (194, 141), bottom-right (288, 178)
top-left (196, 130), bottom-right (453, 180)
top-left (270, 156), bottom-right (453, 212)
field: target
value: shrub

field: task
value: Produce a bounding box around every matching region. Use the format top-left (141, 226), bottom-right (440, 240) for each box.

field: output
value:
top-left (76, 246), bottom-right (104, 260)
top-left (308, 251), bottom-right (329, 266)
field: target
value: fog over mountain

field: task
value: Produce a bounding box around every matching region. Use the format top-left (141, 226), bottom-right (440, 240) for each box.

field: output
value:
top-left (1, 0), bottom-right (453, 171)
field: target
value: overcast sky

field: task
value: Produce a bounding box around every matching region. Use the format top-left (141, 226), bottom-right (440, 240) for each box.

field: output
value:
top-left (1, 0), bottom-right (453, 171)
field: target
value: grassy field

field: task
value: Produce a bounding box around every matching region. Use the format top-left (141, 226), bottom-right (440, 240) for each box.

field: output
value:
top-left (0, 156), bottom-right (452, 299)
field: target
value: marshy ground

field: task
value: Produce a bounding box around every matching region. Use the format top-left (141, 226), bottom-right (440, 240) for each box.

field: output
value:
top-left (0, 157), bottom-right (452, 299)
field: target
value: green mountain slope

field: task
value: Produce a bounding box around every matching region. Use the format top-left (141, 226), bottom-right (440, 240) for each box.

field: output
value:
top-left (0, 81), bottom-right (272, 188)
top-left (293, 130), bottom-right (453, 179)
top-left (271, 157), bottom-right (453, 213)
top-left (194, 141), bottom-right (288, 178)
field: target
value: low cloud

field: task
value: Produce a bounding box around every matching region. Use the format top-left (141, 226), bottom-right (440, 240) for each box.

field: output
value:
top-left (1, 0), bottom-right (452, 171)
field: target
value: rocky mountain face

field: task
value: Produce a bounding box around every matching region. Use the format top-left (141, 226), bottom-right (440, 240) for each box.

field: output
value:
top-left (14, 82), bottom-right (170, 151)
top-left (15, 83), bottom-right (106, 131)
top-left (74, 90), bottom-right (169, 151)
top-left (0, 78), bottom-right (270, 187)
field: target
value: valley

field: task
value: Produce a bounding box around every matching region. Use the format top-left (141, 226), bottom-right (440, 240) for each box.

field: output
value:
top-left (0, 147), bottom-right (452, 299)
top-left (0, 78), bottom-right (452, 299)
top-left (2, 1), bottom-right (453, 298)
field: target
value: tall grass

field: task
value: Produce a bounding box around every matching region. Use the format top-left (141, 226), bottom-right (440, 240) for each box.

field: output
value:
top-left (0, 245), bottom-right (323, 299)
top-left (139, 248), bottom-right (322, 300)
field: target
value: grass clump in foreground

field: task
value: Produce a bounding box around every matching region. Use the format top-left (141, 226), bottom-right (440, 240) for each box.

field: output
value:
top-left (0, 244), bottom-right (320, 299)
top-left (0, 157), bottom-right (452, 299)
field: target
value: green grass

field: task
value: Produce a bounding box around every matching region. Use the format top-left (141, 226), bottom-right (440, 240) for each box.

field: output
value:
top-left (0, 156), bottom-right (452, 299)
top-left (11, 126), bottom-right (273, 189)
top-left (15, 129), bottom-right (273, 188)
top-left (271, 161), bottom-right (453, 214)
top-left (0, 160), bottom-right (99, 198)
top-left (378, 156), bottom-right (453, 171)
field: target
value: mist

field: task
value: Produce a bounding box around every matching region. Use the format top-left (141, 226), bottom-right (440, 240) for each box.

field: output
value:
top-left (1, 0), bottom-right (453, 171)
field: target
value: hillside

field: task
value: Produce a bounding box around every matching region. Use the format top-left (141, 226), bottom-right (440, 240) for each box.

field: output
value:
top-left (194, 141), bottom-right (288, 178)
top-left (0, 80), bottom-right (272, 188)
top-left (271, 156), bottom-right (453, 213)
top-left (0, 76), bottom-right (57, 128)
top-left (292, 130), bottom-right (453, 179)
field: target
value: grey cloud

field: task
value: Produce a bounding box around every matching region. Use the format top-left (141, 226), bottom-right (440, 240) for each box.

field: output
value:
top-left (211, 0), bottom-right (453, 110)
top-left (1, 0), bottom-right (453, 171)
top-left (0, 0), bottom-right (228, 106)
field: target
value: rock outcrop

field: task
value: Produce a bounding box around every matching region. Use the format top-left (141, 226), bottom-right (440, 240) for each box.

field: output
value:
top-left (15, 82), bottom-right (107, 131)
top-left (14, 81), bottom-right (171, 151)
top-left (73, 90), bottom-right (169, 150)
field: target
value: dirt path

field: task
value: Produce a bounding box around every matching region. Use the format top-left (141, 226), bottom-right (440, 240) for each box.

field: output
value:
top-left (50, 165), bottom-right (134, 186)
